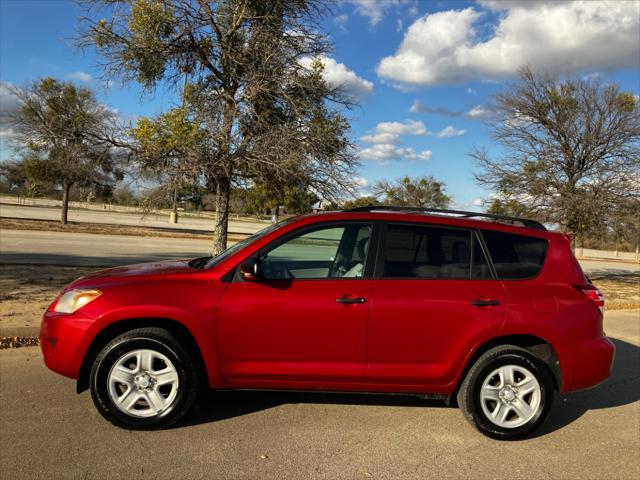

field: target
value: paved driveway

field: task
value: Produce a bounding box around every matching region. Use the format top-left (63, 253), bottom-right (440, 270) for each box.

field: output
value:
top-left (0, 310), bottom-right (638, 479)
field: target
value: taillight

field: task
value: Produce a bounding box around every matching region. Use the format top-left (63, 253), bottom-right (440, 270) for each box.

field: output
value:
top-left (573, 283), bottom-right (605, 313)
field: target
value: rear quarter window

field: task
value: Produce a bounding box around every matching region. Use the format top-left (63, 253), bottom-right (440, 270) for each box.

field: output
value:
top-left (481, 230), bottom-right (548, 279)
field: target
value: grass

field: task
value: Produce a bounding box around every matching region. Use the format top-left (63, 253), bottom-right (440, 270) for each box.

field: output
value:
top-left (0, 217), bottom-right (249, 242)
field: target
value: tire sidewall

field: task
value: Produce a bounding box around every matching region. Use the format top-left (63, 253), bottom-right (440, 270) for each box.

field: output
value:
top-left (469, 351), bottom-right (553, 440)
top-left (91, 336), bottom-right (193, 429)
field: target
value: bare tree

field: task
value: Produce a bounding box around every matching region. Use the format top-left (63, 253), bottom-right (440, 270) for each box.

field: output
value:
top-left (80, 0), bottom-right (358, 254)
top-left (472, 67), bottom-right (640, 244)
top-left (8, 78), bottom-right (122, 223)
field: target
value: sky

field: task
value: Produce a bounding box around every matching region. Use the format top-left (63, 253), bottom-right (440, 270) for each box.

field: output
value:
top-left (1, 0), bottom-right (639, 209)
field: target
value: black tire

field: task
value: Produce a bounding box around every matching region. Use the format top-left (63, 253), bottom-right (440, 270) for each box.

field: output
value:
top-left (457, 345), bottom-right (554, 440)
top-left (89, 327), bottom-right (198, 429)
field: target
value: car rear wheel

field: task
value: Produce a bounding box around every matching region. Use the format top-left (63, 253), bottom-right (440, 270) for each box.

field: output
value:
top-left (90, 327), bottom-right (198, 429)
top-left (457, 345), bottom-right (554, 440)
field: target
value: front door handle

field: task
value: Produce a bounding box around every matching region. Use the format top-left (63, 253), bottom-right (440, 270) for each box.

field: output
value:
top-left (336, 296), bottom-right (367, 304)
top-left (471, 298), bottom-right (501, 307)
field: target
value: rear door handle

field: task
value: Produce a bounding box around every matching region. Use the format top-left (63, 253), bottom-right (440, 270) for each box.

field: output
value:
top-left (336, 296), bottom-right (367, 304)
top-left (471, 298), bottom-right (501, 307)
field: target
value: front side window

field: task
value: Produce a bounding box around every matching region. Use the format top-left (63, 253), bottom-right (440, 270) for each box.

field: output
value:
top-left (481, 230), bottom-right (548, 279)
top-left (381, 224), bottom-right (476, 279)
top-left (260, 223), bottom-right (372, 280)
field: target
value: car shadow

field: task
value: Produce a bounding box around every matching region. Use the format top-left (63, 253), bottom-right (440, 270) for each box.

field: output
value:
top-left (177, 337), bottom-right (639, 437)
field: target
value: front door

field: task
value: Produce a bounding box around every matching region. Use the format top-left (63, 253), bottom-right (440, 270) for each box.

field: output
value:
top-left (217, 222), bottom-right (374, 385)
top-left (367, 223), bottom-right (507, 388)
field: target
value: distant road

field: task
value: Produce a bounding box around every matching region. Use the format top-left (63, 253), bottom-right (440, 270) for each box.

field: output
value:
top-left (0, 203), bottom-right (266, 235)
top-left (1, 229), bottom-right (637, 275)
top-left (0, 229), bottom-right (212, 266)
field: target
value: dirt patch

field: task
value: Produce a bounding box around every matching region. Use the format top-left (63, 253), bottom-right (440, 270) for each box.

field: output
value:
top-left (591, 273), bottom-right (640, 310)
top-left (0, 264), bottom-right (95, 333)
top-left (0, 217), bottom-right (249, 242)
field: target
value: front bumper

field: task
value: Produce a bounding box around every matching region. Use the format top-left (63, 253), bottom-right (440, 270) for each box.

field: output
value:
top-left (40, 309), bottom-right (94, 379)
top-left (563, 336), bottom-right (615, 392)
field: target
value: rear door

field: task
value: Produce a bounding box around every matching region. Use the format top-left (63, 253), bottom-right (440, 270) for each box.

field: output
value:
top-left (367, 222), bottom-right (507, 388)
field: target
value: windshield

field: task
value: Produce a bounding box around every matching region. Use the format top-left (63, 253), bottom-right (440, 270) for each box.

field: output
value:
top-left (201, 217), bottom-right (297, 269)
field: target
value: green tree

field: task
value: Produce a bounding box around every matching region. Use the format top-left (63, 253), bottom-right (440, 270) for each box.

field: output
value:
top-left (372, 176), bottom-right (451, 208)
top-left (8, 78), bottom-right (122, 223)
top-left (82, 0), bottom-right (358, 254)
top-left (131, 106), bottom-right (204, 220)
top-left (471, 67), bottom-right (640, 244)
top-left (242, 181), bottom-right (318, 220)
top-left (486, 198), bottom-right (535, 218)
top-left (341, 196), bottom-right (379, 210)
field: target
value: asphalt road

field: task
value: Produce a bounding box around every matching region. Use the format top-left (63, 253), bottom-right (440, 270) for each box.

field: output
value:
top-left (0, 203), bottom-right (266, 234)
top-left (0, 229), bottom-right (213, 266)
top-left (0, 310), bottom-right (638, 480)
top-left (2, 229), bottom-right (639, 275)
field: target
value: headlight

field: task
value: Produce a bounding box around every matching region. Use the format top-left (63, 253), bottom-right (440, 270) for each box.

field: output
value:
top-left (53, 289), bottom-right (102, 314)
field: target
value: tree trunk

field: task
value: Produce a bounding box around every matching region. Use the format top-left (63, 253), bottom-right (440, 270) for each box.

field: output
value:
top-left (212, 175), bottom-right (231, 256)
top-left (61, 182), bottom-right (71, 225)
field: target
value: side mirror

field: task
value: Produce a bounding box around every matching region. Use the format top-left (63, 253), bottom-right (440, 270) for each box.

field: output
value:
top-left (239, 259), bottom-right (263, 281)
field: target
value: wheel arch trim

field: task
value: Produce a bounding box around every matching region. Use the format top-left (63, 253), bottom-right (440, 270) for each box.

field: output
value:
top-left (76, 314), bottom-right (216, 394)
top-left (449, 333), bottom-right (562, 404)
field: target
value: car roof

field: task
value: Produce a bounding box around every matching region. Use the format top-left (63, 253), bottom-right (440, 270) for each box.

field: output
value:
top-left (293, 208), bottom-right (554, 238)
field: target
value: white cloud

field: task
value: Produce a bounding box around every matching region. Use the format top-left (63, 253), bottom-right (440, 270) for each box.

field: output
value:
top-left (435, 126), bottom-right (466, 138)
top-left (66, 71), bottom-right (94, 83)
top-left (359, 132), bottom-right (400, 145)
top-left (334, 14), bottom-right (349, 31)
top-left (375, 119), bottom-right (426, 136)
top-left (359, 119), bottom-right (430, 163)
top-left (348, 0), bottom-right (415, 26)
top-left (300, 56), bottom-right (373, 100)
top-left (465, 105), bottom-right (492, 120)
top-left (377, 1), bottom-right (640, 87)
top-left (352, 176), bottom-right (372, 196)
top-left (359, 144), bottom-right (431, 162)
top-left (0, 81), bottom-right (20, 139)
top-left (353, 176), bottom-right (369, 188)
top-left (466, 87), bottom-right (476, 95)
top-left (409, 100), bottom-right (462, 117)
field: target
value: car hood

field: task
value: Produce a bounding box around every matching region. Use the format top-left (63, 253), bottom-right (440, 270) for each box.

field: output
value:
top-left (67, 259), bottom-right (197, 289)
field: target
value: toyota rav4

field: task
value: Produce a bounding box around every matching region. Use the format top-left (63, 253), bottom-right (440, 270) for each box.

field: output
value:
top-left (40, 206), bottom-right (614, 439)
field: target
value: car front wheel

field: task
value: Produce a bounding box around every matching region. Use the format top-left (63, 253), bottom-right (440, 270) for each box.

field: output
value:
top-left (457, 345), bottom-right (554, 440)
top-left (89, 327), bottom-right (198, 429)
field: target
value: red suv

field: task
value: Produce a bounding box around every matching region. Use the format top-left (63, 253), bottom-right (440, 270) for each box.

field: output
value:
top-left (40, 207), bottom-right (614, 439)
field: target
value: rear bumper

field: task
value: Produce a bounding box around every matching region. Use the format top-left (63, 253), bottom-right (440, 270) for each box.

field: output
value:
top-left (40, 310), bottom-right (94, 379)
top-left (562, 336), bottom-right (615, 392)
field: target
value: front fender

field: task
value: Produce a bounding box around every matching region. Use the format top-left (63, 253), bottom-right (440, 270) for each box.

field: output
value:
top-left (74, 304), bottom-right (223, 389)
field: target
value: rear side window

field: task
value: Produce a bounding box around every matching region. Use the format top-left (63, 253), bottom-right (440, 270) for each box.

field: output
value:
top-left (382, 224), bottom-right (481, 279)
top-left (481, 230), bottom-right (548, 279)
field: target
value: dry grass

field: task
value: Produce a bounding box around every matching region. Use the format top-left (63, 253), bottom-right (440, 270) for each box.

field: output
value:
top-left (0, 217), bottom-right (248, 242)
top-left (0, 264), bottom-right (96, 333)
top-left (591, 273), bottom-right (640, 310)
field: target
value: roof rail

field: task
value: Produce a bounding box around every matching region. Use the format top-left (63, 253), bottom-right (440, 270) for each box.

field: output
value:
top-left (344, 205), bottom-right (546, 231)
